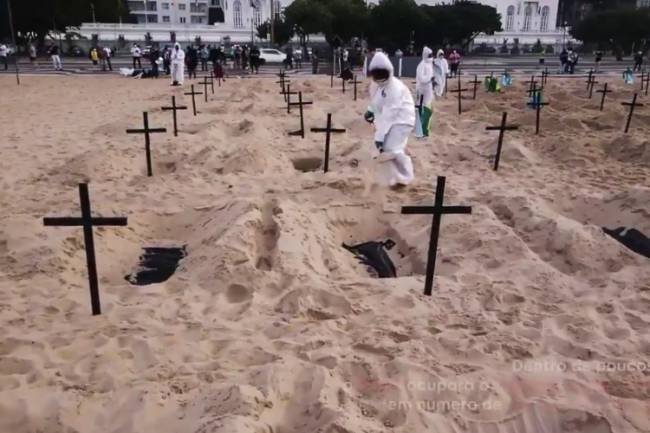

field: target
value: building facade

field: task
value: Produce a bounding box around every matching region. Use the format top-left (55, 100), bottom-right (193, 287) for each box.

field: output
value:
top-left (80, 0), bottom-right (565, 48)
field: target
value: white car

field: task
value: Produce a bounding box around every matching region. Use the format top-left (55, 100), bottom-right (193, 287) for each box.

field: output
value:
top-left (259, 48), bottom-right (286, 64)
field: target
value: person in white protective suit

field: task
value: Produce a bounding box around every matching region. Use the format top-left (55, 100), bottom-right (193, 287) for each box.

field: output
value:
top-left (432, 49), bottom-right (449, 98)
top-left (364, 52), bottom-right (416, 188)
top-left (171, 43), bottom-right (185, 86)
top-left (414, 46), bottom-right (434, 138)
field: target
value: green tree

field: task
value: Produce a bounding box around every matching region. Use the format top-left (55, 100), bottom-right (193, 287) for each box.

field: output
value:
top-left (571, 8), bottom-right (650, 54)
top-left (366, 0), bottom-right (425, 52)
top-left (257, 17), bottom-right (294, 46)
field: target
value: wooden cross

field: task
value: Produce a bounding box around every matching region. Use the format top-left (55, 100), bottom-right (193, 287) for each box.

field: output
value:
top-left (198, 76), bottom-right (211, 102)
top-left (586, 74), bottom-right (599, 99)
top-left (285, 84), bottom-right (300, 113)
top-left (524, 75), bottom-right (538, 94)
top-left (642, 73), bottom-right (650, 96)
top-left (486, 112), bottom-right (519, 171)
top-left (527, 90), bottom-right (549, 135)
top-left (342, 76), bottom-right (346, 94)
top-left (621, 93), bottom-right (644, 133)
top-left (596, 83), bottom-right (612, 111)
top-left (43, 183), bottom-right (128, 315)
top-left (352, 75), bottom-right (361, 101)
top-left (586, 69), bottom-right (595, 90)
top-left (126, 112), bottom-right (167, 177)
top-left (280, 80), bottom-right (296, 103)
top-left (184, 84), bottom-right (202, 116)
top-left (310, 113), bottom-right (346, 173)
top-left (525, 81), bottom-right (544, 96)
top-left (468, 74), bottom-right (481, 100)
top-left (401, 176), bottom-right (472, 296)
top-left (288, 91), bottom-right (313, 139)
top-left (208, 72), bottom-right (215, 93)
top-left (161, 95), bottom-right (188, 137)
top-left (541, 68), bottom-right (549, 86)
top-left (276, 75), bottom-right (290, 100)
top-left (449, 75), bottom-right (469, 115)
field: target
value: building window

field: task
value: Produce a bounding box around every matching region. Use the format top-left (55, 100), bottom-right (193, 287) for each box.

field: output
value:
top-left (162, 2), bottom-right (169, 9)
top-left (163, 15), bottom-right (170, 22)
top-left (191, 15), bottom-right (204, 23)
top-left (179, 3), bottom-right (186, 10)
top-left (540, 6), bottom-right (549, 31)
top-left (523, 4), bottom-right (532, 31)
top-left (506, 5), bottom-right (515, 31)
top-left (147, 14), bottom-right (158, 23)
top-left (180, 16), bottom-right (186, 23)
top-left (233, 0), bottom-right (243, 27)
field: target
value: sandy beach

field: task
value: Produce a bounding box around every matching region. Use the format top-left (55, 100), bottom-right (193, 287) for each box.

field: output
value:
top-left (0, 72), bottom-right (648, 433)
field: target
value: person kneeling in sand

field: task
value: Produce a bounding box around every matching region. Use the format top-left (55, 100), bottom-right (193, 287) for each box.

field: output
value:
top-left (364, 52), bottom-right (415, 188)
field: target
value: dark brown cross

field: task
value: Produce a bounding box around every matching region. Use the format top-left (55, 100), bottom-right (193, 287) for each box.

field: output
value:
top-left (198, 76), bottom-right (211, 102)
top-left (352, 75), bottom-right (361, 101)
top-left (468, 74), bottom-right (481, 100)
top-left (450, 75), bottom-right (469, 115)
top-left (184, 84), bottom-right (203, 116)
top-left (310, 113), bottom-right (346, 173)
top-left (342, 76), bottom-right (346, 94)
top-left (288, 91), bottom-right (313, 138)
top-left (401, 176), bottom-right (472, 296)
top-left (208, 72), bottom-right (215, 93)
top-left (486, 112), bottom-right (519, 171)
top-left (527, 90), bottom-right (549, 135)
top-left (621, 93), bottom-right (644, 133)
top-left (126, 112), bottom-right (167, 177)
top-left (525, 81), bottom-right (544, 96)
top-left (541, 68), bottom-right (550, 86)
top-left (642, 73), bottom-right (650, 96)
top-left (524, 75), bottom-right (538, 94)
top-left (280, 81), bottom-right (297, 103)
top-left (596, 83), bottom-right (612, 111)
top-left (43, 183), bottom-right (128, 315)
top-left (586, 69), bottom-right (595, 90)
top-left (586, 74), bottom-right (599, 99)
top-left (285, 84), bottom-right (300, 113)
top-left (276, 74), bottom-right (291, 101)
top-left (161, 95), bottom-right (188, 137)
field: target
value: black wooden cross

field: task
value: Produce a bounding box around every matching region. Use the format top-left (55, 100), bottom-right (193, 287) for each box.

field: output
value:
top-left (621, 93), bottom-right (644, 133)
top-left (352, 75), bottom-right (361, 101)
top-left (596, 83), bottom-right (612, 111)
top-left (342, 76), bottom-right (346, 93)
top-left (198, 76), bottom-right (211, 102)
top-left (524, 75), bottom-right (538, 94)
top-left (280, 81), bottom-right (296, 103)
top-left (401, 176), bottom-right (472, 296)
top-left (276, 74), bottom-right (290, 100)
top-left (541, 68), bottom-right (549, 86)
top-left (525, 81), bottom-right (544, 97)
top-left (586, 74), bottom-right (599, 99)
top-left (468, 74), bottom-right (481, 100)
top-left (486, 112), bottom-right (519, 171)
top-left (640, 71), bottom-right (646, 91)
top-left (184, 84), bottom-right (202, 116)
top-left (586, 69), bottom-right (595, 90)
top-left (310, 113), bottom-right (346, 173)
top-left (527, 90), bottom-right (549, 135)
top-left (285, 84), bottom-right (300, 113)
top-left (161, 95), bottom-right (188, 137)
top-left (642, 73), bottom-right (650, 96)
top-left (450, 75), bottom-right (469, 115)
top-left (126, 112), bottom-right (167, 177)
top-left (208, 72), bottom-right (215, 93)
top-left (43, 183), bottom-right (128, 315)
top-left (288, 91), bottom-right (313, 138)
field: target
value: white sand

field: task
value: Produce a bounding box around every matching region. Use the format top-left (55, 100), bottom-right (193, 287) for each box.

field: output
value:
top-left (0, 74), bottom-right (649, 433)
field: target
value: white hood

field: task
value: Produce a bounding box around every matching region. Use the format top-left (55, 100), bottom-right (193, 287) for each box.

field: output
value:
top-left (369, 52), bottom-right (394, 77)
top-left (422, 46), bottom-right (433, 61)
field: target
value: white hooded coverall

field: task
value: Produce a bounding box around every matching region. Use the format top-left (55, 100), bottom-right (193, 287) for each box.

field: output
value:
top-left (433, 49), bottom-right (449, 98)
top-left (415, 46), bottom-right (434, 137)
top-left (171, 43), bottom-right (185, 85)
top-left (367, 52), bottom-right (416, 186)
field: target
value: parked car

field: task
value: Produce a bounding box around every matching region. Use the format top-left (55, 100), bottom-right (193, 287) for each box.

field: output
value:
top-left (259, 48), bottom-right (286, 64)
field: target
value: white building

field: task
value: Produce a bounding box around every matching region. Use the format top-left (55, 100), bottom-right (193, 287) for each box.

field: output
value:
top-left (79, 0), bottom-right (565, 48)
